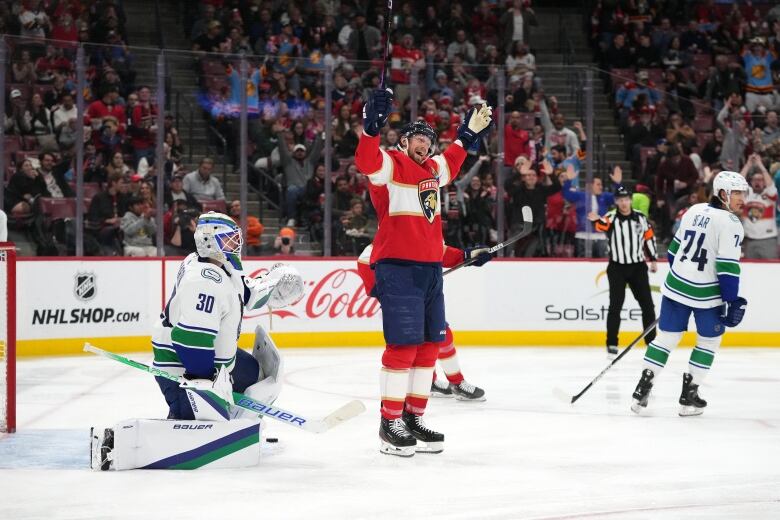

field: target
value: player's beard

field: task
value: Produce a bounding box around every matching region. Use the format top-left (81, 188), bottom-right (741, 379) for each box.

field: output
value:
top-left (409, 147), bottom-right (427, 165)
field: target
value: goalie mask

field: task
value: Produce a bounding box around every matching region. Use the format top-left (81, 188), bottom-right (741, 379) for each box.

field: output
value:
top-left (194, 212), bottom-right (243, 271)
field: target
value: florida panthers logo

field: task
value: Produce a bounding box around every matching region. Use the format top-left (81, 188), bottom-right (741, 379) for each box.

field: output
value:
top-left (418, 179), bottom-right (439, 223)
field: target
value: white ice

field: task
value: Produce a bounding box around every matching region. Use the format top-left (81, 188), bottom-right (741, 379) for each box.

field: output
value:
top-left (1, 347), bottom-right (779, 519)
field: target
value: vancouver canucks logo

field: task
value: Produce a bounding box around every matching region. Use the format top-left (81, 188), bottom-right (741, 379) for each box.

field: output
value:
top-left (418, 179), bottom-right (439, 224)
top-left (75, 272), bottom-right (97, 301)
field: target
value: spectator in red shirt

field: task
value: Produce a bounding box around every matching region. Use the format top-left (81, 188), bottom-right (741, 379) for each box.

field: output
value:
top-left (390, 33), bottom-right (424, 106)
top-left (130, 86), bottom-right (158, 168)
top-left (504, 110), bottom-right (531, 174)
top-left (50, 12), bottom-right (79, 50)
top-left (35, 45), bottom-right (73, 83)
top-left (86, 86), bottom-right (126, 135)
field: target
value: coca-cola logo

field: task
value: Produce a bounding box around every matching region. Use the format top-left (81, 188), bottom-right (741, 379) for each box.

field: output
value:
top-left (243, 267), bottom-right (381, 321)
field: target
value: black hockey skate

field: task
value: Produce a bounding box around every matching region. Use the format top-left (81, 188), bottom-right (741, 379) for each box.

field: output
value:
top-left (430, 377), bottom-right (453, 398)
top-left (630, 369), bottom-right (655, 414)
top-left (90, 427), bottom-right (114, 471)
top-left (679, 373), bottom-right (707, 417)
top-left (606, 345), bottom-right (619, 360)
top-left (402, 410), bottom-right (444, 454)
top-left (450, 380), bottom-right (486, 401)
top-left (379, 417), bottom-right (416, 457)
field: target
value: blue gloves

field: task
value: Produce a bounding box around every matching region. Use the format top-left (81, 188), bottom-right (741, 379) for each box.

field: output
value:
top-left (362, 88), bottom-right (393, 137)
top-left (465, 246), bottom-right (492, 267)
top-left (720, 296), bottom-right (747, 328)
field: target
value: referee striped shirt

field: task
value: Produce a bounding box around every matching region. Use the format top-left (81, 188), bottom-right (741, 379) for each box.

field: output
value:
top-left (594, 209), bottom-right (657, 264)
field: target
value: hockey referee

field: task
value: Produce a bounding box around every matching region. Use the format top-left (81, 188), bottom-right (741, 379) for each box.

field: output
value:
top-left (589, 186), bottom-right (657, 358)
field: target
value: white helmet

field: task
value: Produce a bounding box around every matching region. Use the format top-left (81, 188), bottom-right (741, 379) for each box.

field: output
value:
top-left (713, 170), bottom-right (749, 208)
top-left (194, 212), bottom-right (243, 271)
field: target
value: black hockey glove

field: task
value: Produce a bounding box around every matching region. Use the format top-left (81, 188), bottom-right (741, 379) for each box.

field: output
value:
top-left (720, 296), bottom-right (747, 327)
top-left (464, 246), bottom-right (492, 267)
top-left (362, 88), bottom-right (393, 137)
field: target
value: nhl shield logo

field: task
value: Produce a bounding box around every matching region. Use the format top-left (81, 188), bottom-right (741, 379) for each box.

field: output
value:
top-left (418, 179), bottom-right (439, 224)
top-left (75, 272), bottom-right (97, 301)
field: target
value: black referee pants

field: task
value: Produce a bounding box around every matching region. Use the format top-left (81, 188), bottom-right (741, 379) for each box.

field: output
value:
top-left (606, 261), bottom-right (656, 347)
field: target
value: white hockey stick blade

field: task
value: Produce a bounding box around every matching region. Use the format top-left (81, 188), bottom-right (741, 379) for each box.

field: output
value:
top-left (552, 387), bottom-right (574, 405)
top-left (308, 400), bottom-right (367, 433)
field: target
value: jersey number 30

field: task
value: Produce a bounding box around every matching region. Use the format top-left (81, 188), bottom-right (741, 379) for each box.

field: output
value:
top-left (196, 293), bottom-right (215, 313)
top-left (678, 230), bottom-right (708, 271)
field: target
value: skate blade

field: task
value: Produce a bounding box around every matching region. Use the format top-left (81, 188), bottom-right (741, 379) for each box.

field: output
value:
top-left (414, 441), bottom-right (444, 454)
top-left (679, 405), bottom-right (704, 417)
top-left (454, 394), bottom-right (486, 402)
top-left (429, 392), bottom-right (454, 399)
top-left (630, 400), bottom-right (648, 415)
top-left (380, 442), bottom-right (415, 458)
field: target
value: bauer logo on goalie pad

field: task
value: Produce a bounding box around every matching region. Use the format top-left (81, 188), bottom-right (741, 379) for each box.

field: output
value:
top-left (418, 179), bottom-right (439, 224)
top-left (75, 272), bottom-right (97, 301)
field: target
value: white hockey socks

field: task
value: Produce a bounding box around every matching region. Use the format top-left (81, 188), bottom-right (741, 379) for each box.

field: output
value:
top-left (688, 335), bottom-right (721, 385)
top-left (642, 330), bottom-right (683, 375)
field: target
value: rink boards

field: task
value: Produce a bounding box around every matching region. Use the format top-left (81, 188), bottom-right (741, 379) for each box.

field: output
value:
top-left (15, 257), bottom-right (780, 355)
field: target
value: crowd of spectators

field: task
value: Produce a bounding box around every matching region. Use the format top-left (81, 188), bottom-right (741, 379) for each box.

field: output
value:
top-left (593, 0), bottom-right (780, 258)
top-left (5, 0), bottom-right (780, 261)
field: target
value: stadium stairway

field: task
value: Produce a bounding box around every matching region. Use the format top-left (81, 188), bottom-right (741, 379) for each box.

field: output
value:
top-left (124, 1), bottom-right (322, 255)
top-left (531, 8), bottom-right (631, 181)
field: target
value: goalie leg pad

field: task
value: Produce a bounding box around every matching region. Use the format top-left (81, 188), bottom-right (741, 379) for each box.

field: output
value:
top-left (231, 327), bottom-right (285, 420)
top-left (100, 418), bottom-right (262, 470)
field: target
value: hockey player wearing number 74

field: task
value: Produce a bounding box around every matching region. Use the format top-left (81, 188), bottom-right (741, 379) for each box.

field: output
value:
top-left (90, 212), bottom-right (305, 470)
top-left (631, 171), bottom-right (749, 417)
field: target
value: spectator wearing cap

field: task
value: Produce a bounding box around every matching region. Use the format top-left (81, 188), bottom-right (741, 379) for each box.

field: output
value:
top-left (540, 97), bottom-right (580, 156)
top-left (743, 38), bottom-right (776, 112)
top-left (120, 196), bottom-right (157, 257)
top-left (228, 200), bottom-right (264, 256)
top-left (164, 175), bottom-right (199, 210)
top-left (740, 154), bottom-right (778, 259)
top-left (183, 158), bottom-right (225, 202)
top-left (447, 29), bottom-right (477, 64)
top-left (590, 185), bottom-right (657, 358)
top-left (346, 12), bottom-right (381, 68)
top-left (192, 20), bottom-right (226, 53)
top-left (562, 164), bottom-right (624, 258)
top-left (273, 121), bottom-right (324, 226)
top-left (499, 0), bottom-right (537, 55)
top-left (274, 227), bottom-right (296, 255)
top-left (390, 33), bottom-right (424, 106)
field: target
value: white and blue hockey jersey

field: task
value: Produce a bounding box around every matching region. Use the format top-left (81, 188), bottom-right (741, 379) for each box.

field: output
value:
top-left (663, 203), bottom-right (744, 309)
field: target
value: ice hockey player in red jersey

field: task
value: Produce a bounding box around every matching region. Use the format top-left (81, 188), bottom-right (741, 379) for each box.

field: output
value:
top-left (357, 244), bottom-right (488, 402)
top-left (355, 87), bottom-right (492, 456)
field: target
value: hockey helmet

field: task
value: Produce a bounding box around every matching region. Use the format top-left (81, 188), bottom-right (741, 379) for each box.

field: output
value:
top-left (713, 170), bottom-right (749, 208)
top-left (399, 120), bottom-right (438, 146)
top-left (194, 211), bottom-right (243, 271)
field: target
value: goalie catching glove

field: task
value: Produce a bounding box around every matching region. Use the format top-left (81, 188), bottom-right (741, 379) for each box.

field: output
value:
top-left (457, 104), bottom-right (493, 149)
top-left (244, 263), bottom-right (305, 310)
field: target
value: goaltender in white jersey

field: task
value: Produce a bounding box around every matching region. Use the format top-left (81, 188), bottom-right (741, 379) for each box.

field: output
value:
top-left (91, 212), bottom-right (304, 470)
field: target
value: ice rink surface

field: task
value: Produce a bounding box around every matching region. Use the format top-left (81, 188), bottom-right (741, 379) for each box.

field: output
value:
top-left (1, 346), bottom-right (779, 520)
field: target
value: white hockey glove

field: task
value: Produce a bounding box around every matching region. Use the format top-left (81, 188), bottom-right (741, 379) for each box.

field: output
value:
top-left (180, 365), bottom-right (235, 408)
top-left (456, 104), bottom-right (493, 149)
top-left (266, 263), bottom-right (305, 308)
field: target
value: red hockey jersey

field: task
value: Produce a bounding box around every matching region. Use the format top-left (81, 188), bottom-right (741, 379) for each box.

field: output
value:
top-left (354, 133), bottom-right (467, 264)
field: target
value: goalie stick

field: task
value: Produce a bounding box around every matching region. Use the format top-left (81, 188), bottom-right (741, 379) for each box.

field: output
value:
top-left (444, 205), bottom-right (533, 276)
top-left (553, 318), bottom-right (660, 405)
top-left (83, 343), bottom-right (366, 434)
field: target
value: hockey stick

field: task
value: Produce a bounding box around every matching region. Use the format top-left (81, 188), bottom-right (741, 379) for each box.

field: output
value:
top-left (379, 0), bottom-right (393, 89)
top-left (444, 205), bottom-right (533, 276)
top-left (553, 318), bottom-right (660, 405)
top-left (83, 343), bottom-right (365, 434)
